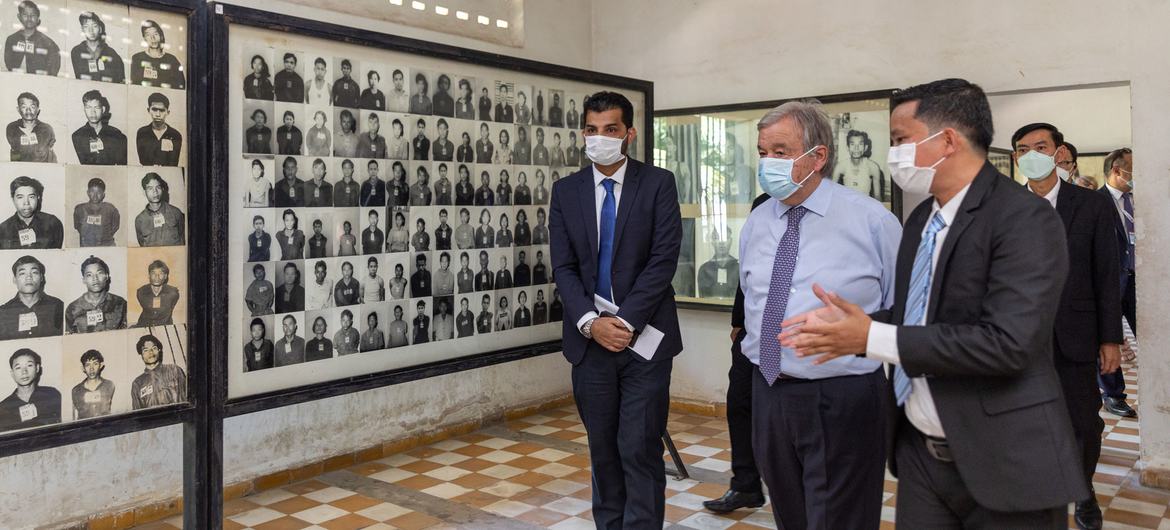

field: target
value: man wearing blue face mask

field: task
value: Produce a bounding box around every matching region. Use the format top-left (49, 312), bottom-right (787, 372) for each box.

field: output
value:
top-left (1013, 122), bottom-right (1122, 530)
top-left (737, 99), bottom-right (900, 530)
top-left (549, 91), bottom-right (682, 529)
top-left (781, 79), bottom-right (1085, 528)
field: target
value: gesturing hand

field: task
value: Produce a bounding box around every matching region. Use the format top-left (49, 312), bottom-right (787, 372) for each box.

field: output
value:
top-left (778, 283), bottom-right (871, 365)
top-left (593, 317), bottom-right (633, 352)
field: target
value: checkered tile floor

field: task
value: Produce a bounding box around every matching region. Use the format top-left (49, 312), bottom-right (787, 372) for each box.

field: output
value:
top-left (132, 362), bottom-right (1166, 530)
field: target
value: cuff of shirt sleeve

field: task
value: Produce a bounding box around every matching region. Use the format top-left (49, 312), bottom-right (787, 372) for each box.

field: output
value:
top-left (576, 311), bottom-right (599, 337)
top-left (866, 322), bottom-right (901, 364)
top-left (613, 315), bottom-right (634, 332)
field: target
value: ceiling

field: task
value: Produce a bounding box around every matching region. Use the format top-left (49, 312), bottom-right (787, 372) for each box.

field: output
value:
top-left (988, 84), bottom-right (1132, 153)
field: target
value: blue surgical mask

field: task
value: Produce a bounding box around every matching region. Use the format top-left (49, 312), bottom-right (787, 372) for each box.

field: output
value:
top-left (757, 146), bottom-right (819, 200)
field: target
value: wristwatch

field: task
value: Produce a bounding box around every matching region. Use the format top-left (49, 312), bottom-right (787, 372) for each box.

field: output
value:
top-left (581, 317), bottom-right (598, 339)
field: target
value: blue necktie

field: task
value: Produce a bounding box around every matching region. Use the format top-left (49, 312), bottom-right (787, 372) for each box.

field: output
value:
top-left (596, 178), bottom-right (617, 301)
top-left (894, 212), bottom-right (946, 406)
top-left (758, 206), bottom-right (807, 385)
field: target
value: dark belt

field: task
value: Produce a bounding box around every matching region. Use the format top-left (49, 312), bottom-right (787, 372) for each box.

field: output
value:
top-left (913, 427), bottom-right (953, 462)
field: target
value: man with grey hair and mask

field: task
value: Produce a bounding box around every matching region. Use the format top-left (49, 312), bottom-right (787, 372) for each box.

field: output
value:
top-left (737, 99), bottom-right (900, 529)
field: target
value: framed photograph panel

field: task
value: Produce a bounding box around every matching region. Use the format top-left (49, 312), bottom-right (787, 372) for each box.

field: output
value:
top-left (220, 6), bottom-right (651, 403)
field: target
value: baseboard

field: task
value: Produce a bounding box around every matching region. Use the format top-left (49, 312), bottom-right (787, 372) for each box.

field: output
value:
top-left (670, 398), bottom-right (726, 418)
top-left (55, 392), bottom-right (575, 530)
top-left (1139, 460), bottom-right (1170, 490)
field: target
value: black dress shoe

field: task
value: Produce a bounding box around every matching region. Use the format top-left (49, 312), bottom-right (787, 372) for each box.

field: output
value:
top-left (702, 489), bottom-right (765, 513)
top-left (1103, 396), bottom-right (1137, 418)
top-left (1074, 497), bottom-right (1103, 530)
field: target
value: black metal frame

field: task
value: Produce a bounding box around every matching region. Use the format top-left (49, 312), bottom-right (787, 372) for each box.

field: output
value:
top-left (655, 89), bottom-right (899, 311)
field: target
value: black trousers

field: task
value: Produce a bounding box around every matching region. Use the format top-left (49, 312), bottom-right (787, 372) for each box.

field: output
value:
top-left (727, 333), bottom-right (762, 493)
top-left (1055, 357), bottom-right (1104, 496)
top-left (751, 367), bottom-right (886, 530)
top-left (1100, 269), bottom-right (1136, 399)
top-left (572, 344), bottom-right (672, 530)
top-left (894, 421), bottom-right (1066, 529)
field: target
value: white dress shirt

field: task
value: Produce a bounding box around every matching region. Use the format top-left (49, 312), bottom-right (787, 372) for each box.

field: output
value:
top-left (305, 277), bottom-right (335, 310)
top-left (1027, 176), bottom-right (1060, 208)
top-left (575, 158), bottom-right (631, 335)
top-left (866, 182), bottom-right (972, 438)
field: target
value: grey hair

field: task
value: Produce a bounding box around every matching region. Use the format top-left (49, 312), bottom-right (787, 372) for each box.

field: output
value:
top-left (756, 99), bottom-right (836, 178)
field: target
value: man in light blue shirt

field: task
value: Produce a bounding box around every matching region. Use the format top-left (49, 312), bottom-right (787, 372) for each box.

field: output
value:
top-left (738, 100), bottom-right (900, 530)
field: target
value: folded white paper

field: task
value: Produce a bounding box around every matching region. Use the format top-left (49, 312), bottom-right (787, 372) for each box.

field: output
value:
top-left (594, 294), bottom-right (664, 360)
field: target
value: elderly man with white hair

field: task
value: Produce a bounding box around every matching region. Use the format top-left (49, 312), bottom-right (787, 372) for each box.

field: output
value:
top-left (737, 100), bottom-right (901, 530)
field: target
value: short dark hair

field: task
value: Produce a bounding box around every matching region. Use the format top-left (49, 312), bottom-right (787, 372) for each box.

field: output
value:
top-left (16, 92), bottom-right (38, 106)
top-left (582, 91), bottom-right (634, 128)
top-left (9, 348), bottom-right (40, 369)
top-left (1010, 122), bottom-right (1063, 149)
top-left (1104, 147), bottom-right (1132, 175)
top-left (340, 309), bottom-right (353, 319)
top-left (140, 20), bottom-right (164, 41)
top-left (148, 92), bottom-right (170, 109)
top-left (148, 259), bottom-right (169, 276)
top-left (283, 52), bottom-right (296, 63)
top-left (88, 177), bottom-right (106, 190)
top-left (12, 255), bottom-right (44, 276)
top-left (1062, 142), bottom-right (1078, 162)
top-left (135, 334), bottom-right (161, 355)
top-left (80, 349), bottom-right (104, 366)
top-left (890, 78), bottom-right (993, 154)
top-left (10, 175), bottom-right (42, 197)
top-left (80, 255), bottom-right (109, 276)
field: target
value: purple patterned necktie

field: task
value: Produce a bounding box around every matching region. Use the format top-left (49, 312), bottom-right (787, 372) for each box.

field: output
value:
top-left (758, 206), bottom-right (807, 385)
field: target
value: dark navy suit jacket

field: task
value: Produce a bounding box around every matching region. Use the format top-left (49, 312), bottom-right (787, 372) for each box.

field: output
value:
top-left (549, 158), bottom-right (683, 365)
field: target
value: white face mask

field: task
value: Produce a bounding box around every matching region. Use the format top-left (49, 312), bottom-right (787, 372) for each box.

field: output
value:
top-left (1017, 150), bottom-right (1057, 181)
top-left (887, 130), bottom-right (946, 196)
top-left (1055, 166), bottom-right (1071, 181)
top-left (585, 133), bottom-right (627, 166)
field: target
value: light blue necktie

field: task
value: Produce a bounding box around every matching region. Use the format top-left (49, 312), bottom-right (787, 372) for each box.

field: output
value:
top-left (894, 211), bottom-right (946, 406)
top-left (595, 178), bottom-right (616, 301)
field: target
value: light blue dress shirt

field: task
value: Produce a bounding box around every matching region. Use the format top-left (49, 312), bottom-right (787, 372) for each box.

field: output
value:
top-left (738, 179), bottom-right (902, 379)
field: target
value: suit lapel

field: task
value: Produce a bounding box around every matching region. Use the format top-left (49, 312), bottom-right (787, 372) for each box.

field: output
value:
top-left (612, 158), bottom-right (643, 252)
top-left (895, 205), bottom-right (929, 324)
top-left (1056, 182), bottom-right (1077, 232)
top-left (578, 172), bottom-right (599, 263)
top-left (927, 162), bottom-right (996, 322)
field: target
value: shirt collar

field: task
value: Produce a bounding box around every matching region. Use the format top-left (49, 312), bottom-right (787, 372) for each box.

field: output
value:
top-left (774, 178), bottom-right (834, 219)
top-left (931, 181), bottom-right (973, 227)
top-left (1027, 177), bottom-right (1061, 205)
top-left (1105, 183), bottom-right (1126, 200)
top-left (592, 159), bottom-right (629, 188)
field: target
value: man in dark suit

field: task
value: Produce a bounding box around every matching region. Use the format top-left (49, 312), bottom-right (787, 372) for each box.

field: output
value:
top-left (782, 79), bottom-right (1085, 528)
top-left (550, 91), bottom-right (682, 529)
top-left (702, 192), bottom-right (768, 515)
top-left (1013, 123), bottom-right (1122, 530)
top-left (1097, 147), bottom-right (1137, 418)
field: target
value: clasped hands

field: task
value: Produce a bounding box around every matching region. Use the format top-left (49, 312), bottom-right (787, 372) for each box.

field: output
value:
top-left (593, 317), bottom-right (633, 352)
top-left (778, 283), bottom-right (871, 364)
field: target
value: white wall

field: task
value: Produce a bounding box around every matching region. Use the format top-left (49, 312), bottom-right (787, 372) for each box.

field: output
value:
top-left (593, 0), bottom-right (1170, 480)
top-left (0, 2), bottom-right (589, 527)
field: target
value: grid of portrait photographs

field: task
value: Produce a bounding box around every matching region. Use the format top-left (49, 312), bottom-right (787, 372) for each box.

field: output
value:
top-left (657, 98), bottom-right (891, 305)
top-left (0, 0), bottom-right (189, 433)
top-left (228, 24), bottom-right (646, 398)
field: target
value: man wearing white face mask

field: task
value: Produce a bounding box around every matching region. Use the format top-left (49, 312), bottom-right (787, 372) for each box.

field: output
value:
top-left (737, 100), bottom-right (900, 530)
top-left (549, 91), bottom-right (683, 529)
top-left (1012, 122), bottom-right (1122, 530)
top-left (781, 79), bottom-right (1084, 528)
